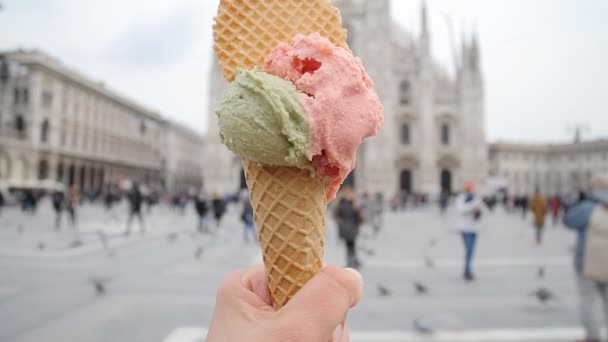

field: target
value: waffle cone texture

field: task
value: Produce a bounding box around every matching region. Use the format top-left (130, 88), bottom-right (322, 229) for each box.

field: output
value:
top-left (243, 160), bottom-right (328, 309)
top-left (213, 0), bottom-right (348, 81)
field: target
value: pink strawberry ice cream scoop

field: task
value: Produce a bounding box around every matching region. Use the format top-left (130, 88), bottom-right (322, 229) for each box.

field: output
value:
top-left (264, 33), bottom-right (384, 201)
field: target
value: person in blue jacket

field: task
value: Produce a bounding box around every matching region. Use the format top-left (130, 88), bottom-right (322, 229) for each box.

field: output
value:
top-left (563, 173), bottom-right (608, 342)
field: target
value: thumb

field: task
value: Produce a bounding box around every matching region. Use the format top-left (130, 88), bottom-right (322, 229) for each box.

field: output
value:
top-left (278, 266), bottom-right (363, 340)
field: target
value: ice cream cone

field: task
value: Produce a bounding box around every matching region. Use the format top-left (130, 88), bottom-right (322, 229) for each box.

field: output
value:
top-left (213, 0), bottom-right (347, 81)
top-left (243, 159), bottom-right (327, 309)
top-left (214, 0), bottom-right (349, 309)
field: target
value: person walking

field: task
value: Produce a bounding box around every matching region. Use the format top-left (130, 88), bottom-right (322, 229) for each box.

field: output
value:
top-left (65, 186), bottom-right (79, 228)
top-left (550, 195), bottom-right (561, 226)
top-left (240, 189), bottom-right (256, 243)
top-left (456, 181), bottom-right (486, 282)
top-left (51, 189), bottom-right (65, 230)
top-left (212, 193), bottom-right (226, 229)
top-left (521, 194), bottom-right (529, 219)
top-left (529, 189), bottom-right (548, 245)
top-left (194, 188), bottom-right (210, 234)
top-left (0, 190), bottom-right (4, 215)
top-left (439, 189), bottom-right (449, 215)
top-left (124, 183), bottom-right (145, 236)
top-left (334, 186), bottom-right (362, 269)
top-left (563, 173), bottom-right (608, 342)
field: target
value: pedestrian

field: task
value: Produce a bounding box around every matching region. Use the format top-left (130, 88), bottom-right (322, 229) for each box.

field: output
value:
top-left (529, 189), bottom-right (548, 245)
top-left (178, 192), bottom-right (188, 215)
top-left (103, 186), bottom-right (114, 210)
top-left (0, 189), bottom-right (4, 215)
top-left (22, 189), bottom-right (37, 213)
top-left (240, 189), bottom-right (256, 243)
top-left (550, 195), bottom-right (561, 226)
top-left (455, 181), bottom-right (486, 282)
top-left (124, 183), bottom-right (145, 235)
top-left (65, 186), bottom-right (79, 228)
top-left (194, 188), bottom-right (210, 234)
top-left (334, 186), bottom-right (362, 269)
top-left (206, 265), bottom-right (363, 341)
top-left (212, 193), bottom-right (226, 228)
top-left (439, 189), bottom-right (449, 215)
top-left (51, 189), bottom-right (65, 230)
top-left (521, 194), bottom-right (529, 219)
top-left (563, 173), bottom-right (608, 342)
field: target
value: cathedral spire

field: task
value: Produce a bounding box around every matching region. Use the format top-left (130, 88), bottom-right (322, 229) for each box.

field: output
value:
top-left (470, 28), bottom-right (480, 72)
top-left (420, 1), bottom-right (429, 38)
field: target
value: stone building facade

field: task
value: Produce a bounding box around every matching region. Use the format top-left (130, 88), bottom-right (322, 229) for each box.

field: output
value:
top-left (204, 0), bottom-right (487, 196)
top-left (489, 140), bottom-right (608, 196)
top-left (163, 121), bottom-right (205, 193)
top-left (0, 50), bottom-right (203, 192)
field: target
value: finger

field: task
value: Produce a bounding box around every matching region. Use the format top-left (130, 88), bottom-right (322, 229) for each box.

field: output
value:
top-left (279, 266), bottom-right (363, 339)
top-left (216, 266), bottom-right (273, 312)
top-left (240, 265), bottom-right (273, 308)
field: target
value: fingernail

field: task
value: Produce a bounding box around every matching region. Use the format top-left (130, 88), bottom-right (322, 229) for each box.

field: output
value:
top-left (345, 267), bottom-right (364, 289)
top-left (332, 324), bottom-right (343, 341)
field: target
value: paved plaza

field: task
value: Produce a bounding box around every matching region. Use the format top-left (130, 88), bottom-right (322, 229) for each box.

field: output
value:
top-left (0, 200), bottom-right (592, 342)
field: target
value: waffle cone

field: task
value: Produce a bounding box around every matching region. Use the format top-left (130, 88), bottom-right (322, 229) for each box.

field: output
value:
top-left (214, 0), bottom-right (348, 309)
top-left (243, 160), bottom-right (327, 309)
top-left (213, 0), bottom-right (348, 81)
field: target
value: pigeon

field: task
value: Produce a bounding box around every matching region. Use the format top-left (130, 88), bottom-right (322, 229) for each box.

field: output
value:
top-left (166, 232), bottom-right (178, 243)
top-left (424, 257), bottom-right (435, 268)
top-left (413, 318), bottom-right (434, 335)
top-left (414, 282), bottom-right (429, 295)
top-left (377, 284), bottom-right (392, 297)
top-left (537, 266), bottom-right (546, 278)
top-left (37, 242), bottom-right (45, 251)
top-left (68, 239), bottom-right (83, 248)
top-left (194, 246), bottom-right (204, 259)
top-left (531, 287), bottom-right (556, 304)
top-left (89, 277), bottom-right (111, 296)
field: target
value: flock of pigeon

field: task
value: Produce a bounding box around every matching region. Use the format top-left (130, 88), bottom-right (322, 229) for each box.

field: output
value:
top-left (366, 236), bottom-right (558, 335)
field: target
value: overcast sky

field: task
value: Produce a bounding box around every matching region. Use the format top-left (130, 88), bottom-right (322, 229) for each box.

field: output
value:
top-left (1, 0), bottom-right (606, 143)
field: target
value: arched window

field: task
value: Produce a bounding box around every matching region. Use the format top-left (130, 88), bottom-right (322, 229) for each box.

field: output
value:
top-left (37, 159), bottom-right (49, 180)
top-left (68, 164), bottom-right (76, 186)
top-left (400, 170), bottom-right (412, 192)
top-left (399, 80), bottom-right (410, 105)
top-left (440, 169), bottom-right (452, 193)
top-left (56, 162), bottom-right (64, 183)
top-left (441, 124), bottom-right (450, 145)
top-left (15, 114), bottom-right (25, 138)
top-left (40, 118), bottom-right (49, 143)
top-left (400, 123), bottom-right (410, 144)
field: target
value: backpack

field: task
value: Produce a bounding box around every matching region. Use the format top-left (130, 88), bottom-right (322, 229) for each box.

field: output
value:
top-left (583, 204), bottom-right (608, 281)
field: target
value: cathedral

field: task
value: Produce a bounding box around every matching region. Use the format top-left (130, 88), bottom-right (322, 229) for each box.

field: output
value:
top-left (204, 1), bottom-right (487, 197)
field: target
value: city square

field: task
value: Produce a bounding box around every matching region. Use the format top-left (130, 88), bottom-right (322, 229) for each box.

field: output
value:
top-left (0, 0), bottom-right (607, 341)
top-left (0, 200), bottom-right (589, 342)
